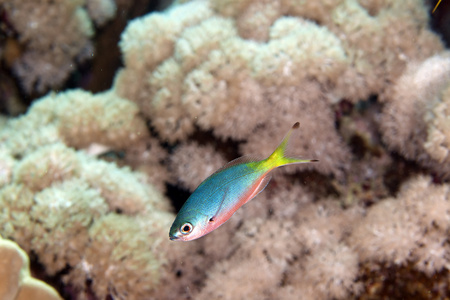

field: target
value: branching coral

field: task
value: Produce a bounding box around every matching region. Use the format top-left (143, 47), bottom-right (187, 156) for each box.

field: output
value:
top-left (86, 0), bottom-right (117, 26)
top-left (114, 0), bottom-right (349, 168)
top-left (0, 149), bottom-right (15, 188)
top-left (424, 83), bottom-right (450, 164)
top-left (30, 177), bottom-right (109, 274)
top-left (124, 138), bottom-right (170, 193)
top-left (381, 52), bottom-right (450, 177)
top-left (0, 89), bottom-right (148, 157)
top-left (0, 141), bottom-right (176, 298)
top-left (0, 88), bottom-right (177, 299)
top-left (194, 193), bottom-right (363, 300)
top-left (66, 214), bottom-right (169, 300)
top-left (114, 0), bottom-right (442, 178)
top-left (168, 141), bottom-right (227, 191)
top-left (179, 175), bottom-right (449, 300)
top-left (0, 0), bottom-right (116, 94)
top-left (349, 175), bottom-right (450, 275)
top-left (239, 82), bottom-right (350, 176)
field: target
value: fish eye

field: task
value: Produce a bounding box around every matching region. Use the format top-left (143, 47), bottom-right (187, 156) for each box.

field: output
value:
top-left (180, 222), bottom-right (193, 235)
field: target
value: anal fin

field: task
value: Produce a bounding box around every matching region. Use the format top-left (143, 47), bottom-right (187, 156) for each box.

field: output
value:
top-left (244, 173), bottom-right (272, 205)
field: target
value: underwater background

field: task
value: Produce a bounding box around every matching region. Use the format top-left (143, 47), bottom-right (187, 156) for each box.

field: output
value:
top-left (0, 0), bottom-right (449, 299)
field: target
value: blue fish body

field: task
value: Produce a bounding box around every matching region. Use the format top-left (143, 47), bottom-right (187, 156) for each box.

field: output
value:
top-left (169, 122), bottom-right (318, 241)
top-left (172, 161), bottom-right (267, 237)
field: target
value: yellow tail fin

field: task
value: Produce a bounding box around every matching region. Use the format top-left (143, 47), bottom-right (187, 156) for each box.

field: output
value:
top-left (267, 122), bottom-right (318, 168)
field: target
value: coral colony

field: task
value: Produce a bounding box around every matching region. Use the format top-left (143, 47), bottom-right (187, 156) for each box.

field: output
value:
top-left (0, 0), bottom-right (449, 299)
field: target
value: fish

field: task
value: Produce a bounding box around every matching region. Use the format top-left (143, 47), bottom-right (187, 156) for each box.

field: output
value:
top-left (169, 122), bottom-right (318, 241)
top-left (433, 0), bottom-right (442, 13)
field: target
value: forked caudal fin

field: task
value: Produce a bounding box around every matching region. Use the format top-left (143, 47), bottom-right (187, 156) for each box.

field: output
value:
top-left (267, 122), bottom-right (319, 168)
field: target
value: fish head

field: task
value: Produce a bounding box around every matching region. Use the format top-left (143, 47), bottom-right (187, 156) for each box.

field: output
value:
top-left (169, 210), bottom-right (211, 241)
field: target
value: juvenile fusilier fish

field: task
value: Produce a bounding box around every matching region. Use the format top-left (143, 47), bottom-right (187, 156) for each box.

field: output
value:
top-left (169, 122), bottom-right (318, 241)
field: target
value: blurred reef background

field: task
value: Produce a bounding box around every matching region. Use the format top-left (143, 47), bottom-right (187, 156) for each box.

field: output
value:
top-left (0, 0), bottom-right (449, 299)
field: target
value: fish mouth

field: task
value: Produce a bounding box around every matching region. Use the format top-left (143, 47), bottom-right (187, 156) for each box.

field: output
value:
top-left (169, 235), bottom-right (179, 241)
